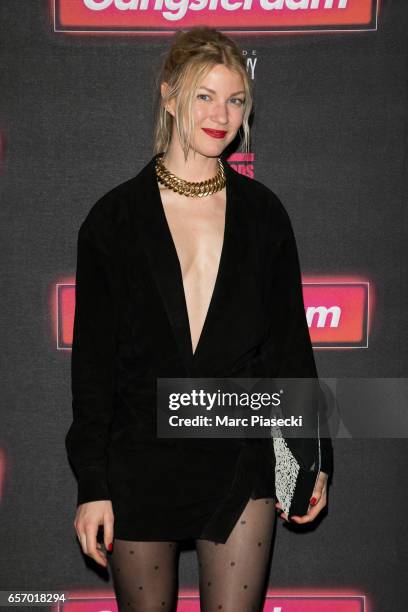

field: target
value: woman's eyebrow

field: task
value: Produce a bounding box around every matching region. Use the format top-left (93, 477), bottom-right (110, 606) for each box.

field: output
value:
top-left (198, 86), bottom-right (245, 96)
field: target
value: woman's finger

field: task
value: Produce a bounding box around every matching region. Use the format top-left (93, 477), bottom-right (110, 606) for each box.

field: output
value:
top-left (103, 512), bottom-right (114, 555)
top-left (78, 531), bottom-right (88, 555)
top-left (85, 522), bottom-right (107, 567)
top-left (310, 471), bottom-right (327, 506)
top-left (290, 492), bottom-right (327, 524)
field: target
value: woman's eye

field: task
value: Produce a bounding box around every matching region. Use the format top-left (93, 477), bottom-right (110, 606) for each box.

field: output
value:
top-left (196, 94), bottom-right (245, 106)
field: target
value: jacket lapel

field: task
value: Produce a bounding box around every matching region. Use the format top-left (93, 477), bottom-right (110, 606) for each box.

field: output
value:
top-left (191, 159), bottom-right (248, 374)
top-left (129, 153), bottom-right (249, 375)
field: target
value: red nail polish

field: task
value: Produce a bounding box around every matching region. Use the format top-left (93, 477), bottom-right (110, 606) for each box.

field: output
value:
top-left (310, 497), bottom-right (317, 506)
top-left (108, 542), bottom-right (113, 552)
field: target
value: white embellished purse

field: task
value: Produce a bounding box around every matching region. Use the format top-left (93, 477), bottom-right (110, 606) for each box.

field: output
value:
top-left (272, 433), bottom-right (300, 515)
top-left (271, 413), bottom-right (321, 517)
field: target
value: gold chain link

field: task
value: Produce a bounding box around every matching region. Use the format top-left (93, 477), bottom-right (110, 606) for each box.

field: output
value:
top-left (155, 152), bottom-right (226, 198)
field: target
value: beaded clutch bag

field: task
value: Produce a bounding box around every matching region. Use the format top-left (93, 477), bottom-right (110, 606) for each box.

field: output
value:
top-left (273, 434), bottom-right (301, 514)
top-left (272, 420), bottom-right (321, 517)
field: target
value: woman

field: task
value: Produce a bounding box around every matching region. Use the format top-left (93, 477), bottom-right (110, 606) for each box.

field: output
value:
top-left (66, 27), bottom-right (333, 612)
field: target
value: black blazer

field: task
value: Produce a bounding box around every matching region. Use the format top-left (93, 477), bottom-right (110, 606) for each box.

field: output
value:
top-left (66, 153), bottom-right (333, 519)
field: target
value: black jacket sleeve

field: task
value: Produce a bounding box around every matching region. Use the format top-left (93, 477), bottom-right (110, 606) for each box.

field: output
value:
top-left (240, 192), bottom-right (334, 481)
top-left (65, 213), bottom-right (117, 507)
top-left (271, 205), bottom-right (334, 479)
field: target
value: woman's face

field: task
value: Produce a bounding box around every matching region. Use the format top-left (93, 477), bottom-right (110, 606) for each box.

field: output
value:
top-left (182, 63), bottom-right (246, 158)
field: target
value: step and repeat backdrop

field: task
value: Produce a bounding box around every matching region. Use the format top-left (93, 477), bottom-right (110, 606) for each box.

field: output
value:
top-left (1, 0), bottom-right (407, 611)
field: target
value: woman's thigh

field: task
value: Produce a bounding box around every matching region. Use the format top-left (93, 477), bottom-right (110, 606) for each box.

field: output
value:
top-left (195, 497), bottom-right (276, 612)
top-left (108, 539), bottom-right (180, 612)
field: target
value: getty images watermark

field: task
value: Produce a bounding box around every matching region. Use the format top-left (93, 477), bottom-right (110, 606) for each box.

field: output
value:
top-left (157, 377), bottom-right (408, 440)
top-left (157, 378), bottom-right (324, 440)
top-left (166, 387), bottom-right (303, 430)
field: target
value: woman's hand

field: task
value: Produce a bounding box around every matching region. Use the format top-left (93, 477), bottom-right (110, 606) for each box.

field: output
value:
top-left (275, 471), bottom-right (328, 524)
top-left (74, 500), bottom-right (114, 567)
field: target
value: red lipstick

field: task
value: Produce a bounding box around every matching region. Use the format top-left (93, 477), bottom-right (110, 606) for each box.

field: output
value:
top-left (202, 128), bottom-right (227, 139)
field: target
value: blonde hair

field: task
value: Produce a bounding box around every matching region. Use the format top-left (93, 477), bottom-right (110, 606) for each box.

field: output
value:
top-left (152, 27), bottom-right (254, 161)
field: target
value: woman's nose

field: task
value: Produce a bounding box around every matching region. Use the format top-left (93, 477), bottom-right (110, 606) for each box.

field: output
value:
top-left (209, 103), bottom-right (228, 125)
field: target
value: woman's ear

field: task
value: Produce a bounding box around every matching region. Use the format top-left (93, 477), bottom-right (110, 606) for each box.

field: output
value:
top-left (160, 81), bottom-right (169, 101)
top-left (160, 82), bottom-right (174, 116)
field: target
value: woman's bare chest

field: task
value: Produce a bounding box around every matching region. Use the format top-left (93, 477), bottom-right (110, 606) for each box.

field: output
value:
top-left (159, 186), bottom-right (226, 354)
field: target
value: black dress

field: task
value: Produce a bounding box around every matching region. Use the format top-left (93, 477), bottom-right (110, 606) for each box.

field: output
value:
top-left (65, 153), bottom-right (333, 543)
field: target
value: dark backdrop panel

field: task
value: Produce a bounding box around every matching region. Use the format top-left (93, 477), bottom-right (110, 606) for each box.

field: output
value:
top-left (0, 1), bottom-right (407, 611)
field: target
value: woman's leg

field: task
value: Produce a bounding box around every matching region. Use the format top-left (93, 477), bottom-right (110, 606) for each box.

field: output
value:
top-left (108, 539), bottom-right (180, 612)
top-left (195, 497), bottom-right (276, 612)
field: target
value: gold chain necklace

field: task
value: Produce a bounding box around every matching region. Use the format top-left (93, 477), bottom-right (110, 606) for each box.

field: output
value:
top-left (155, 152), bottom-right (226, 198)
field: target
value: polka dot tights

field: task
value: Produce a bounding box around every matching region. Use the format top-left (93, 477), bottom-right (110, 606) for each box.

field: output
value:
top-left (108, 497), bottom-right (275, 612)
top-left (108, 539), bottom-right (179, 611)
top-left (195, 497), bottom-right (275, 611)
